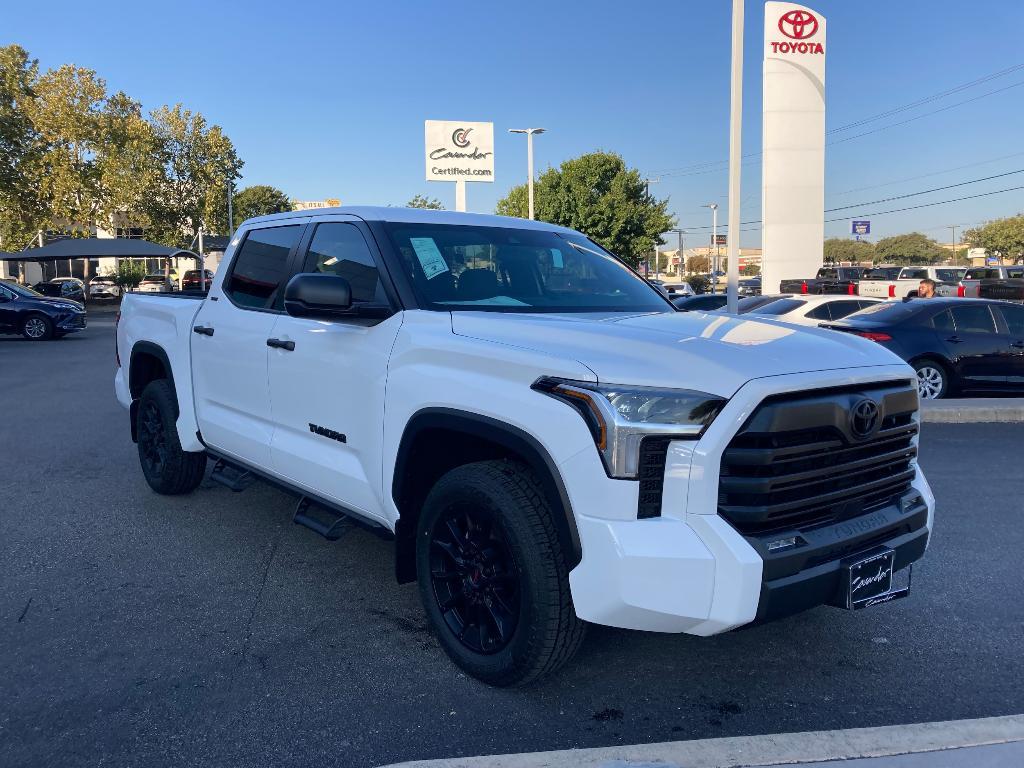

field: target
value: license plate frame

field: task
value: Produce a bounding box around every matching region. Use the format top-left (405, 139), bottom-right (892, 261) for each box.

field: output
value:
top-left (843, 549), bottom-right (909, 610)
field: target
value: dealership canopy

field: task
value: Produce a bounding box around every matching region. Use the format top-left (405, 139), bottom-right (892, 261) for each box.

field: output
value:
top-left (0, 238), bottom-right (198, 262)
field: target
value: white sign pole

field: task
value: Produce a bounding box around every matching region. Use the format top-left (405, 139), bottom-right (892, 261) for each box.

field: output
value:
top-left (761, 3), bottom-right (827, 295)
top-left (455, 179), bottom-right (467, 212)
top-left (726, 0), bottom-right (744, 314)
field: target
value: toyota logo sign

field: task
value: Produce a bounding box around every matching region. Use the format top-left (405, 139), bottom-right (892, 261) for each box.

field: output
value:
top-left (778, 9), bottom-right (818, 39)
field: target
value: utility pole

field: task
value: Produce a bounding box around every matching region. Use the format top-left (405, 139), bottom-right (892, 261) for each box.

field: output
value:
top-left (227, 179), bottom-right (234, 238)
top-left (724, 0), bottom-right (744, 314)
top-left (703, 204), bottom-right (719, 293)
top-left (950, 224), bottom-right (958, 266)
top-left (509, 128), bottom-right (546, 219)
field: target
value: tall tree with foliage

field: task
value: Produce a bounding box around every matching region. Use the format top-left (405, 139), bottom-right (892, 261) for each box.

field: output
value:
top-left (145, 105), bottom-right (242, 247)
top-left (406, 194), bottom-right (444, 210)
top-left (873, 233), bottom-right (947, 265)
top-left (0, 44), bottom-right (47, 249)
top-left (965, 215), bottom-right (1024, 263)
top-left (232, 185), bottom-right (292, 227)
top-left (495, 152), bottom-right (675, 266)
top-left (822, 238), bottom-right (875, 264)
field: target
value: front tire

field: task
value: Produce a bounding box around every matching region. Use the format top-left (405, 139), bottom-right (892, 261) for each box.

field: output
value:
top-left (22, 314), bottom-right (52, 340)
top-left (914, 359), bottom-right (949, 400)
top-left (416, 460), bottom-right (585, 687)
top-left (137, 379), bottom-right (207, 494)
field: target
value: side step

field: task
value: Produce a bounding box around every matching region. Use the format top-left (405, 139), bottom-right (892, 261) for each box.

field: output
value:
top-left (210, 459), bottom-right (255, 492)
top-left (293, 496), bottom-right (354, 541)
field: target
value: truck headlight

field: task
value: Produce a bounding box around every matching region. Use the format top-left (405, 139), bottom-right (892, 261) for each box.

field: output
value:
top-left (533, 378), bottom-right (726, 479)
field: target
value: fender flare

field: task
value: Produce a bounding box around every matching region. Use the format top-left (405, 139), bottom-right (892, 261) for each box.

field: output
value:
top-left (128, 341), bottom-right (177, 441)
top-left (391, 408), bottom-right (583, 579)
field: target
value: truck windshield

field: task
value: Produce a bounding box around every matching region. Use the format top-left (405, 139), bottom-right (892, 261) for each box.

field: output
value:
top-left (383, 223), bottom-right (672, 313)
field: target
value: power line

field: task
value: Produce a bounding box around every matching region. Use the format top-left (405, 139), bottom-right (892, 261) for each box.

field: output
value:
top-left (827, 151), bottom-right (1024, 197)
top-left (682, 183), bottom-right (1024, 231)
top-left (824, 168), bottom-right (1024, 213)
top-left (649, 64), bottom-right (1024, 179)
top-left (827, 62), bottom-right (1024, 134)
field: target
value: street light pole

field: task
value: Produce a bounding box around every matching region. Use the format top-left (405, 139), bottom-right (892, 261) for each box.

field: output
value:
top-left (724, 0), bottom-right (744, 314)
top-left (703, 203), bottom-right (719, 294)
top-left (508, 128), bottom-right (546, 219)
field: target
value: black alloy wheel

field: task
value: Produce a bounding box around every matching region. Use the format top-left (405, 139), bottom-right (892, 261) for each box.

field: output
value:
top-left (138, 398), bottom-right (169, 480)
top-left (428, 504), bottom-right (521, 654)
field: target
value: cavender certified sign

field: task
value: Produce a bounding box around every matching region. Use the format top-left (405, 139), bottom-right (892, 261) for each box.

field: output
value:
top-left (425, 120), bottom-right (494, 183)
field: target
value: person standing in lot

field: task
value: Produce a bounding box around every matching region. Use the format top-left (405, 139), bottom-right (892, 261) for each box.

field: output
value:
top-left (918, 278), bottom-right (937, 298)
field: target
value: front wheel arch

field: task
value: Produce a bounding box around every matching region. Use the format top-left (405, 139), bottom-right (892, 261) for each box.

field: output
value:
top-left (910, 356), bottom-right (953, 399)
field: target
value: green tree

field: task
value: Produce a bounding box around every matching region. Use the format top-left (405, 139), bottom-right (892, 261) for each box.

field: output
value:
top-left (873, 233), bottom-right (947, 265)
top-left (406, 194), bottom-right (444, 210)
top-left (112, 258), bottom-right (146, 290)
top-left (964, 215), bottom-right (1024, 263)
top-left (0, 44), bottom-right (46, 249)
top-left (146, 104), bottom-right (242, 246)
top-left (232, 185), bottom-right (292, 227)
top-left (687, 254), bottom-right (710, 273)
top-left (495, 151), bottom-right (675, 266)
top-left (823, 238), bottom-right (875, 264)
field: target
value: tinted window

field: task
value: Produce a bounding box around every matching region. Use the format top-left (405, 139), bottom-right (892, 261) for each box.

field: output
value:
top-left (964, 269), bottom-right (985, 280)
top-left (936, 269), bottom-right (965, 282)
top-left (950, 305), bottom-right (996, 334)
top-left (302, 223), bottom-right (387, 304)
top-left (384, 223), bottom-right (669, 313)
top-left (997, 304), bottom-right (1024, 336)
top-left (227, 225), bottom-right (302, 309)
top-left (931, 310), bottom-right (955, 332)
top-left (804, 304), bottom-right (832, 320)
top-left (826, 300), bottom-right (864, 320)
top-left (750, 298), bottom-right (806, 316)
top-left (1008, 268), bottom-right (1024, 279)
top-left (901, 269), bottom-right (928, 280)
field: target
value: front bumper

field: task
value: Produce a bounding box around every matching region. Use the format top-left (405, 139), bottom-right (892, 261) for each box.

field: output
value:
top-left (56, 313), bottom-right (87, 332)
top-left (565, 365), bottom-right (934, 635)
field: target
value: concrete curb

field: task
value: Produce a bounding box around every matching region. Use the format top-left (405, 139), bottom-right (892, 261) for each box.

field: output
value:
top-left (379, 714), bottom-right (1024, 768)
top-left (920, 398), bottom-right (1024, 423)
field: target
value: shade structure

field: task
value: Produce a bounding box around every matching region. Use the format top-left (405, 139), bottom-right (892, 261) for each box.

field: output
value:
top-left (0, 238), bottom-right (198, 262)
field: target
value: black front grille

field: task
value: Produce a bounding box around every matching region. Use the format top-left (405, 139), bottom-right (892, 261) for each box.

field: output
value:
top-left (719, 381), bottom-right (918, 535)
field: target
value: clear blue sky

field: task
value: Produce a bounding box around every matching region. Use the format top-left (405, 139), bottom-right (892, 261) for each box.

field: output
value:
top-left (7, 0), bottom-right (1024, 248)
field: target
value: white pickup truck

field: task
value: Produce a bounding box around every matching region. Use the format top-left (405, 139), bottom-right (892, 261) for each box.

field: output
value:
top-left (115, 207), bottom-right (934, 686)
top-left (858, 266), bottom-right (965, 299)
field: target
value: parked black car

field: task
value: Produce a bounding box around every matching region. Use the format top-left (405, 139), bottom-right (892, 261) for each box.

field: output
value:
top-left (0, 279), bottom-right (87, 340)
top-left (822, 297), bottom-right (1024, 399)
top-left (673, 293), bottom-right (782, 313)
top-left (779, 266), bottom-right (866, 295)
top-left (33, 277), bottom-right (86, 303)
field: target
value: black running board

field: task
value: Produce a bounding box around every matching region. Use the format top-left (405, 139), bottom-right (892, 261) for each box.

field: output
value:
top-left (293, 497), bottom-right (354, 541)
top-left (210, 458), bottom-right (254, 492)
top-left (202, 450), bottom-right (392, 539)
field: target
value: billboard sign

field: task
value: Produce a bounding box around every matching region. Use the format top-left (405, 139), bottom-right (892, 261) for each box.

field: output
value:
top-left (425, 121), bottom-right (494, 183)
top-left (851, 220), bottom-right (871, 236)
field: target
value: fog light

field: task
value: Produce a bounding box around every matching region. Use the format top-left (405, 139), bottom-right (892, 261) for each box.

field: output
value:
top-left (767, 536), bottom-right (798, 552)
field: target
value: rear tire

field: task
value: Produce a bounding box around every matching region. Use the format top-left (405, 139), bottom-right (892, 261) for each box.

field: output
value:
top-left (415, 460), bottom-right (585, 687)
top-left (22, 314), bottom-right (52, 340)
top-left (137, 379), bottom-right (206, 494)
top-left (913, 359), bottom-right (949, 400)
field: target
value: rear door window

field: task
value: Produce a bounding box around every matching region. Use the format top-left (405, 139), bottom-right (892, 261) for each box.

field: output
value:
top-left (949, 305), bottom-right (997, 334)
top-left (226, 225), bottom-right (303, 310)
top-left (901, 268), bottom-right (928, 280)
top-left (825, 300), bottom-right (864, 320)
top-left (804, 303), bottom-right (833, 320)
top-left (997, 304), bottom-right (1024, 336)
top-left (931, 310), bottom-right (955, 332)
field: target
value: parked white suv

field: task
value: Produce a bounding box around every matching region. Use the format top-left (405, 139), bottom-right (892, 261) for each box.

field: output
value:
top-left (115, 207), bottom-right (934, 685)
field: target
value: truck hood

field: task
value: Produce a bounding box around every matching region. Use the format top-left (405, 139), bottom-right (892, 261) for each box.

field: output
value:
top-left (451, 310), bottom-right (906, 397)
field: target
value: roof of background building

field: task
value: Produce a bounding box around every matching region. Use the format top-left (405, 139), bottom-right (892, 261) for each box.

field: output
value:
top-left (0, 238), bottom-right (198, 261)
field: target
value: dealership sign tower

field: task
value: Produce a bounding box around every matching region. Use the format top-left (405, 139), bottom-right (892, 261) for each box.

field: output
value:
top-left (425, 120), bottom-right (495, 212)
top-left (760, 2), bottom-right (826, 294)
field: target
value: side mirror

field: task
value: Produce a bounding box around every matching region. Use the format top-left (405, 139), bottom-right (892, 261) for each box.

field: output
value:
top-left (284, 273), bottom-right (353, 319)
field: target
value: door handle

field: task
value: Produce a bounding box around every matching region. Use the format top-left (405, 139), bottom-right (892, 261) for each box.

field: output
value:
top-left (945, 336), bottom-right (964, 344)
top-left (266, 338), bottom-right (295, 351)
top-left (193, 325), bottom-right (214, 336)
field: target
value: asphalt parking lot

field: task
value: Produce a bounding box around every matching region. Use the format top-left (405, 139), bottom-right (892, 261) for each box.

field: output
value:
top-left (2, 315), bottom-right (1023, 768)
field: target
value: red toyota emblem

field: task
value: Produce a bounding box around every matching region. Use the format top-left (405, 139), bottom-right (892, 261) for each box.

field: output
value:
top-left (778, 9), bottom-right (818, 39)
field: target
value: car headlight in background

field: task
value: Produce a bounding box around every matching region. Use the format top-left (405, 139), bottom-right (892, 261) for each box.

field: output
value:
top-left (532, 378), bottom-right (726, 478)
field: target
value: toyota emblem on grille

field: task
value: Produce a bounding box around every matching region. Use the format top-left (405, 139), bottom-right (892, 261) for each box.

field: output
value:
top-left (850, 399), bottom-right (880, 439)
